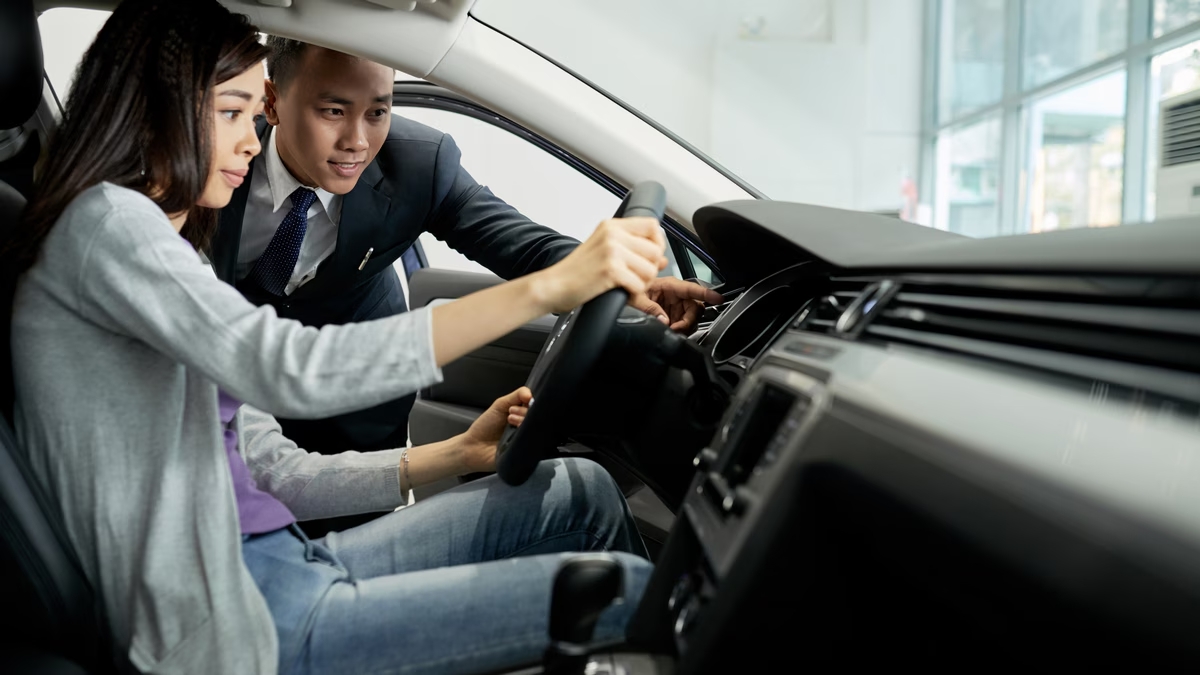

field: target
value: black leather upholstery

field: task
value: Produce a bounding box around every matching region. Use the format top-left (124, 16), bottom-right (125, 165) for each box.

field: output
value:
top-left (0, 0), bottom-right (44, 129)
top-left (0, 416), bottom-right (104, 670)
top-left (0, 3), bottom-right (114, 672)
top-left (1, 179), bottom-right (22, 423)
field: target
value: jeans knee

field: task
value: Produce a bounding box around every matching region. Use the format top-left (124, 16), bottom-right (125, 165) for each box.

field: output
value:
top-left (556, 457), bottom-right (624, 506)
top-left (549, 457), bottom-right (647, 557)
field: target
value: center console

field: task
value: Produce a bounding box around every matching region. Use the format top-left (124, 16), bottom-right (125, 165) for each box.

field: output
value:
top-left (624, 362), bottom-right (829, 672)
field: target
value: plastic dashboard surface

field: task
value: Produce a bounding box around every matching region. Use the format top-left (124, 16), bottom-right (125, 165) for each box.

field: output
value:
top-left (654, 324), bottom-right (1200, 670)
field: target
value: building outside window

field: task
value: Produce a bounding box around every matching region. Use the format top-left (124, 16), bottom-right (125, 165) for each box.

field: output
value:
top-left (924, 0), bottom-right (1200, 235)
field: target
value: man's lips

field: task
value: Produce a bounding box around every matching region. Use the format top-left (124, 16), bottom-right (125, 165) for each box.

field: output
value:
top-left (220, 168), bottom-right (247, 188)
top-left (329, 161), bottom-right (363, 178)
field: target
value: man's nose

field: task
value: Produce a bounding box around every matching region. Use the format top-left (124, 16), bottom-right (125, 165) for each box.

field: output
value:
top-left (339, 118), bottom-right (369, 154)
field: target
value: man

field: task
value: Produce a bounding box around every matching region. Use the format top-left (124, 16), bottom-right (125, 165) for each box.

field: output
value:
top-left (211, 37), bottom-right (721, 455)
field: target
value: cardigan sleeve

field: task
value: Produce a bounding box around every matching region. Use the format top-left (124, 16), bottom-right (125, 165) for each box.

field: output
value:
top-left (239, 405), bottom-right (408, 520)
top-left (70, 187), bottom-right (442, 419)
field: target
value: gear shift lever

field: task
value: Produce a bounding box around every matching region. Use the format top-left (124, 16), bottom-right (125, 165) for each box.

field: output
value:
top-left (545, 554), bottom-right (625, 673)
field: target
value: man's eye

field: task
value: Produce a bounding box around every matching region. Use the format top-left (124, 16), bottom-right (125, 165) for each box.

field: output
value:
top-left (323, 108), bottom-right (344, 116)
top-left (370, 109), bottom-right (388, 118)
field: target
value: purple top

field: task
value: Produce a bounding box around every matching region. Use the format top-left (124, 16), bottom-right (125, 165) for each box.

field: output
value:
top-left (218, 390), bottom-right (296, 535)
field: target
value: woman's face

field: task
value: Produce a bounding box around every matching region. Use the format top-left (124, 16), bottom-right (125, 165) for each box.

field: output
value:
top-left (196, 65), bottom-right (266, 209)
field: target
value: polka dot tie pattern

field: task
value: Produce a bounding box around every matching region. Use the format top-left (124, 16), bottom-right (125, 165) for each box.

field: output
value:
top-left (246, 187), bottom-right (319, 296)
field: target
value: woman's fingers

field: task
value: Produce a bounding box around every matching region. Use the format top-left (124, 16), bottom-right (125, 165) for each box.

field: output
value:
top-left (622, 246), bottom-right (661, 285)
top-left (612, 216), bottom-right (662, 242)
top-left (611, 226), bottom-right (665, 264)
top-left (508, 405), bottom-right (528, 427)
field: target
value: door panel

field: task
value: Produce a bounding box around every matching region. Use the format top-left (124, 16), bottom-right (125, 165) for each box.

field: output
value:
top-left (408, 268), bottom-right (552, 443)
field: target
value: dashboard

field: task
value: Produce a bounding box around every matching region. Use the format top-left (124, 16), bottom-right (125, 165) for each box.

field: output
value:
top-left (615, 201), bottom-right (1200, 671)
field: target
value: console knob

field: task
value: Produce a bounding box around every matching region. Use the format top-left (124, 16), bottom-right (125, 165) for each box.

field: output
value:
top-left (667, 573), bottom-right (695, 613)
top-left (721, 486), bottom-right (754, 516)
top-left (692, 448), bottom-right (718, 471)
top-left (674, 596), bottom-right (703, 637)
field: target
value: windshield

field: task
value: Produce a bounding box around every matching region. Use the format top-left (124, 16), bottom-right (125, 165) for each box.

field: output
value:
top-left (474, 0), bottom-right (1200, 240)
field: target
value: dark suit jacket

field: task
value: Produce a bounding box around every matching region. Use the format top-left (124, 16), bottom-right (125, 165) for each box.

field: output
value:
top-left (211, 115), bottom-right (578, 453)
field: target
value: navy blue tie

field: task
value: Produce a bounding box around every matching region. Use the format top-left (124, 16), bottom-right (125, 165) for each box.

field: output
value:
top-left (247, 187), bottom-right (318, 296)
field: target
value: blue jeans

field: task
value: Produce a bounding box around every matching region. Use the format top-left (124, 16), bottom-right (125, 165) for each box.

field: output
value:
top-left (242, 457), bottom-right (653, 675)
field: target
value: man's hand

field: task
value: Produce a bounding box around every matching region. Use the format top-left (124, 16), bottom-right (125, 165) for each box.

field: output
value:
top-left (631, 277), bottom-right (724, 333)
top-left (459, 386), bottom-right (533, 474)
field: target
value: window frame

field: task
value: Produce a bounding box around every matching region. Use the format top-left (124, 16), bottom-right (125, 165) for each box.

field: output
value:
top-left (921, 0), bottom-right (1200, 232)
top-left (392, 81), bottom-right (721, 284)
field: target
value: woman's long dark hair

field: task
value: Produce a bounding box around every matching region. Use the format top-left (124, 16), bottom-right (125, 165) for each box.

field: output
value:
top-left (2, 0), bottom-right (269, 273)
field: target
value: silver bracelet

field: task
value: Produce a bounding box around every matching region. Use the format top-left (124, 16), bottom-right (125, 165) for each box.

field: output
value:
top-left (401, 448), bottom-right (411, 498)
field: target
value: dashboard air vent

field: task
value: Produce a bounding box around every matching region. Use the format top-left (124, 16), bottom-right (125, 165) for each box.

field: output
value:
top-left (794, 279), bottom-right (873, 336)
top-left (867, 286), bottom-right (1200, 375)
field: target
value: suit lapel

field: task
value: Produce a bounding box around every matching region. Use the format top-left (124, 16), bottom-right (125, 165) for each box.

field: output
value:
top-left (289, 160), bottom-right (391, 299)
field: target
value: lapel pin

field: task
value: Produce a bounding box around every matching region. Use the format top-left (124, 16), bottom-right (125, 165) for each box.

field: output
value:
top-left (358, 247), bottom-right (375, 271)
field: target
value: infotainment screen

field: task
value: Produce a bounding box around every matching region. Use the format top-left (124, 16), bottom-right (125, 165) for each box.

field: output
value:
top-left (719, 383), bottom-right (800, 487)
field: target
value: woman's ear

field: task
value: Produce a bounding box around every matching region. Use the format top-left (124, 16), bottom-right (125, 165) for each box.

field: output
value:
top-left (264, 78), bottom-right (282, 126)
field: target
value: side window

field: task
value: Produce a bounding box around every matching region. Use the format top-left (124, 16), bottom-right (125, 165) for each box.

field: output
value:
top-left (37, 8), bottom-right (112, 108)
top-left (686, 249), bottom-right (719, 287)
top-left (391, 105), bottom-right (686, 279)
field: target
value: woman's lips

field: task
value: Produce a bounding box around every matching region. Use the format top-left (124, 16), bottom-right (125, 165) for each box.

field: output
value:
top-left (220, 169), bottom-right (246, 188)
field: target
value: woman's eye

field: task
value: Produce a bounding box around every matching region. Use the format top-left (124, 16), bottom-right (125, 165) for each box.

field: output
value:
top-left (220, 110), bottom-right (241, 121)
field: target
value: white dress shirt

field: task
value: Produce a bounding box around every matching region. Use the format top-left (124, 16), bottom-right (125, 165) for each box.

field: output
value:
top-left (236, 128), bottom-right (343, 296)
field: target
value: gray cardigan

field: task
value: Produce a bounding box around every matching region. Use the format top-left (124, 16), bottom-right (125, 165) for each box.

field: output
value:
top-left (12, 184), bottom-right (444, 674)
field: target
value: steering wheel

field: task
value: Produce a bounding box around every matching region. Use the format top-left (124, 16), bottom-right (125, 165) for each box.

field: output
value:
top-left (496, 181), bottom-right (668, 485)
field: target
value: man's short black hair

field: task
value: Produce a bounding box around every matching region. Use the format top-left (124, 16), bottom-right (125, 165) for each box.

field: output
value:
top-left (266, 36), bottom-right (307, 91)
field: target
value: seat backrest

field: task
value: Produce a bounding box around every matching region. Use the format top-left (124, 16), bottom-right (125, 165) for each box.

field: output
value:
top-left (0, 2), bottom-right (121, 672)
top-left (0, 414), bottom-right (104, 668)
top-left (0, 0), bottom-right (41, 425)
top-left (1, 178), bottom-right (22, 422)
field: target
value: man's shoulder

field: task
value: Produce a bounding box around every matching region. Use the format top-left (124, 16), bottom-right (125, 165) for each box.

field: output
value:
top-left (385, 113), bottom-right (448, 146)
top-left (371, 114), bottom-right (457, 183)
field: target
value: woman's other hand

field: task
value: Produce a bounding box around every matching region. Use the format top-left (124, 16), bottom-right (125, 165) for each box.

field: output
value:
top-left (535, 217), bottom-right (667, 315)
top-left (459, 386), bottom-right (533, 474)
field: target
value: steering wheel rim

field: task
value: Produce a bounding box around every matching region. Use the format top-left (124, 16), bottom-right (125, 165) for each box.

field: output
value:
top-left (496, 181), bottom-right (668, 485)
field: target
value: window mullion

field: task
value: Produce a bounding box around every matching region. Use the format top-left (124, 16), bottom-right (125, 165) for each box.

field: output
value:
top-left (919, 0), bottom-right (941, 220)
top-left (1124, 0), bottom-right (1153, 223)
top-left (999, 0), bottom-right (1025, 235)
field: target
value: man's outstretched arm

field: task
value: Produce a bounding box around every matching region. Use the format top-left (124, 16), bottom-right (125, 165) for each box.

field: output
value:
top-left (425, 133), bottom-right (722, 331)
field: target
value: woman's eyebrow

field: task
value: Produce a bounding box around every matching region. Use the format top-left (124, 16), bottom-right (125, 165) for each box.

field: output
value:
top-left (216, 89), bottom-right (255, 100)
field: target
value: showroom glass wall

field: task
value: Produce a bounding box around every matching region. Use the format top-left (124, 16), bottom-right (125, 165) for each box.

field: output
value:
top-left (922, 0), bottom-right (1200, 236)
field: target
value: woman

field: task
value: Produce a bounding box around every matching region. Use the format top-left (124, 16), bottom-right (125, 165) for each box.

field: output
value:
top-left (3, 1), bottom-right (664, 673)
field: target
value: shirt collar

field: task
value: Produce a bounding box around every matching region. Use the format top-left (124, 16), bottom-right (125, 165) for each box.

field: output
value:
top-left (263, 127), bottom-right (340, 223)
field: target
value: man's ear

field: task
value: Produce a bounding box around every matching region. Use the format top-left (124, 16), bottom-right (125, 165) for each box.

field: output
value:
top-left (264, 79), bottom-right (282, 126)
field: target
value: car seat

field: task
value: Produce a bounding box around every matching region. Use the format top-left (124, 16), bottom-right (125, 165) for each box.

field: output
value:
top-left (0, 2), bottom-right (123, 672)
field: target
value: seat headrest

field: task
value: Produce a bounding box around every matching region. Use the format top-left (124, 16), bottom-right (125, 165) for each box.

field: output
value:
top-left (0, 0), bottom-right (44, 129)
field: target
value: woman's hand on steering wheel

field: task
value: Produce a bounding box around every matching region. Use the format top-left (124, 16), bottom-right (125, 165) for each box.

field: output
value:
top-left (459, 386), bottom-right (534, 474)
top-left (534, 216), bottom-right (668, 315)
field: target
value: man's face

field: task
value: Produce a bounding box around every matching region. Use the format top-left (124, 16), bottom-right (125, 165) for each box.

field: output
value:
top-left (265, 46), bottom-right (393, 194)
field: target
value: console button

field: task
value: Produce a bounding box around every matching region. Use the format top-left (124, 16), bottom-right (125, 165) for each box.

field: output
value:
top-left (667, 574), bottom-right (695, 613)
top-left (692, 448), bottom-right (719, 471)
top-left (722, 486), bottom-right (755, 516)
top-left (674, 596), bottom-right (703, 637)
